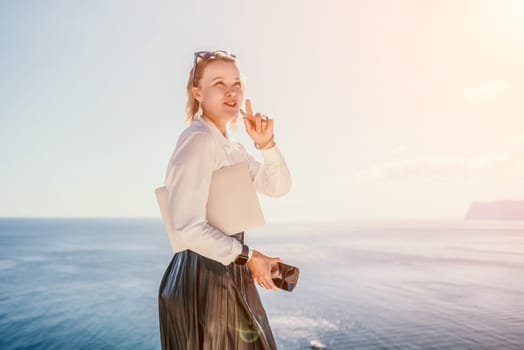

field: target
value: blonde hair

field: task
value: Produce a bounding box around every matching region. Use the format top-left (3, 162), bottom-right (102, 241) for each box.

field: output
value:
top-left (184, 52), bottom-right (245, 128)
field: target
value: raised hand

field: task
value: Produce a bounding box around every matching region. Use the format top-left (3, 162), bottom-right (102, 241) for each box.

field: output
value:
top-left (241, 99), bottom-right (274, 147)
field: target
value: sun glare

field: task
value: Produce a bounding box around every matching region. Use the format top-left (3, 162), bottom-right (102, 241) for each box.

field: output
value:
top-left (485, 0), bottom-right (524, 38)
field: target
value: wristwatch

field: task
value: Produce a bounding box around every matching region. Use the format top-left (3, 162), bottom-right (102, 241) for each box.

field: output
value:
top-left (234, 244), bottom-right (250, 265)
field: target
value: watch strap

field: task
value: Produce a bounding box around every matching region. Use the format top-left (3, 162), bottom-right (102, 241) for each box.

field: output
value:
top-left (234, 244), bottom-right (250, 265)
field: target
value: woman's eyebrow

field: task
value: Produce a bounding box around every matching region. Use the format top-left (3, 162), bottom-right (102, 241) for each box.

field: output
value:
top-left (211, 76), bottom-right (241, 82)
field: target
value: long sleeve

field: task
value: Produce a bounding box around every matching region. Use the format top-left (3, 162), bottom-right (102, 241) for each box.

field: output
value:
top-left (164, 131), bottom-right (243, 266)
top-left (243, 144), bottom-right (292, 197)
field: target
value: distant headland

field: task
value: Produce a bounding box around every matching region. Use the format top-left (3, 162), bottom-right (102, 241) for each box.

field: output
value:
top-left (465, 200), bottom-right (524, 220)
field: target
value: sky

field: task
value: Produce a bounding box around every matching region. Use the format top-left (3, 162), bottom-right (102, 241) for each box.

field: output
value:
top-left (1, 0), bottom-right (523, 222)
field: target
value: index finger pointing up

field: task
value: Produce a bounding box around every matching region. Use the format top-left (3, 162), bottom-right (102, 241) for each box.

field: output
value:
top-left (245, 99), bottom-right (255, 121)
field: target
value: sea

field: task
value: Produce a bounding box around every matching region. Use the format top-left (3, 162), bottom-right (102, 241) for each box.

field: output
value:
top-left (0, 218), bottom-right (523, 350)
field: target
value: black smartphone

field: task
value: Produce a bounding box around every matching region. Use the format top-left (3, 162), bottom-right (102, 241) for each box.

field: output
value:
top-left (271, 262), bottom-right (300, 292)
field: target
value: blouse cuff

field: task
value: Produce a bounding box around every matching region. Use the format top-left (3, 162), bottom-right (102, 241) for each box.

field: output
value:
top-left (259, 144), bottom-right (281, 163)
top-left (231, 238), bottom-right (244, 263)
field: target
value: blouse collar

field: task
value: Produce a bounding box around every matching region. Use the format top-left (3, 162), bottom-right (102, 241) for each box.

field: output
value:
top-left (195, 114), bottom-right (240, 147)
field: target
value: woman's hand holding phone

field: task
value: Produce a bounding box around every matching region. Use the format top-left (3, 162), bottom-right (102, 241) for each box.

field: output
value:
top-left (247, 250), bottom-right (281, 290)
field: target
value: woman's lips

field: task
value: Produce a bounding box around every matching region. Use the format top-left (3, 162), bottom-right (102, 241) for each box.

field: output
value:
top-left (224, 101), bottom-right (237, 109)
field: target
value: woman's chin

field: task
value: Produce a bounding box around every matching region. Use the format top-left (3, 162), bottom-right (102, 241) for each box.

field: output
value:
top-left (220, 110), bottom-right (238, 121)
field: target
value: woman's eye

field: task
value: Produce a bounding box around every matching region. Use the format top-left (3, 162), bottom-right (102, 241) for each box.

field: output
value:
top-left (214, 82), bottom-right (224, 86)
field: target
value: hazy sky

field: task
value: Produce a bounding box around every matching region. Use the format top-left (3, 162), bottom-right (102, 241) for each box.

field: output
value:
top-left (1, 0), bottom-right (523, 221)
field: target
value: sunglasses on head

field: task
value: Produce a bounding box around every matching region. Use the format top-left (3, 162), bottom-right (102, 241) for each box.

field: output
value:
top-left (191, 50), bottom-right (237, 87)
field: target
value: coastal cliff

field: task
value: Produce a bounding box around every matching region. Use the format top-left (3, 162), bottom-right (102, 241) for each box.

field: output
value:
top-left (465, 200), bottom-right (524, 220)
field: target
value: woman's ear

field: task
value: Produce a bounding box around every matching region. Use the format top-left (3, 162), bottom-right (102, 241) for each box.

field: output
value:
top-left (192, 87), bottom-right (203, 103)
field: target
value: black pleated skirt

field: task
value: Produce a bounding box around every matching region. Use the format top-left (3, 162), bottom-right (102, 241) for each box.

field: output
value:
top-left (158, 232), bottom-right (278, 350)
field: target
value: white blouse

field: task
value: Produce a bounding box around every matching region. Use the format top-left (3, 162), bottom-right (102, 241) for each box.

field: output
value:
top-left (163, 115), bottom-right (292, 266)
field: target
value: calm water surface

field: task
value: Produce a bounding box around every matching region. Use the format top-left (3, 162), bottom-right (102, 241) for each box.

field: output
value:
top-left (1, 218), bottom-right (523, 349)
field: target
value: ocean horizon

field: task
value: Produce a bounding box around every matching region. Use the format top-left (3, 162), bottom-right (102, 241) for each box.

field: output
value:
top-left (1, 218), bottom-right (523, 349)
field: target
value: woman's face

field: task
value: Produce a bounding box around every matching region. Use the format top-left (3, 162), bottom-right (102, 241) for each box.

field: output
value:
top-left (192, 60), bottom-right (243, 125)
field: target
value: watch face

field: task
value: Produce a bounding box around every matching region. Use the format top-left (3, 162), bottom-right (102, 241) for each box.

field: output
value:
top-left (235, 255), bottom-right (248, 265)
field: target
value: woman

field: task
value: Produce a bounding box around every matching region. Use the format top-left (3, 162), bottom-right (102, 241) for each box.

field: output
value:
top-left (158, 50), bottom-right (292, 350)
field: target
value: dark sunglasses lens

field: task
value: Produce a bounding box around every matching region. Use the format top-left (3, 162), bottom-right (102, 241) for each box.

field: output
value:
top-left (194, 50), bottom-right (235, 60)
top-left (195, 51), bottom-right (213, 59)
